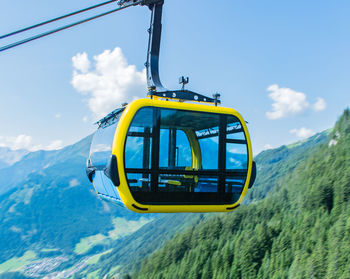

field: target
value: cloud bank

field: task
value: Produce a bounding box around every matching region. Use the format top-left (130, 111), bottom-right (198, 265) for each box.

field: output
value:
top-left (71, 47), bottom-right (147, 119)
top-left (0, 135), bottom-right (63, 151)
top-left (266, 84), bottom-right (326, 120)
top-left (290, 127), bottom-right (315, 139)
top-left (313, 97), bottom-right (327, 111)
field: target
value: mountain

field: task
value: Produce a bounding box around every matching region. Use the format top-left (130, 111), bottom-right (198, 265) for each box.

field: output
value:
top-left (0, 136), bottom-right (154, 277)
top-left (0, 137), bottom-right (93, 195)
top-left (129, 109), bottom-right (350, 279)
top-left (72, 213), bottom-right (207, 278)
top-left (248, 129), bottom-right (330, 202)
top-left (0, 147), bottom-right (29, 170)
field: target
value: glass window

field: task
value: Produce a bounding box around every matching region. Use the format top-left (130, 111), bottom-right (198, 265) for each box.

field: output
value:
top-left (226, 117), bottom-right (245, 140)
top-left (159, 128), bottom-right (169, 168)
top-left (125, 107), bottom-right (153, 170)
top-left (159, 129), bottom-right (192, 168)
top-left (196, 175), bottom-right (218, 193)
top-left (127, 173), bottom-right (151, 192)
top-left (125, 136), bottom-right (152, 169)
top-left (226, 116), bottom-right (248, 170)
top-left (199, 137), bottom-right (218, 169)
top-left (226, 143), bottom-right (248, 170)
top-left (88, 110), bottom-right (124, 206)
top-left (177, 130), bottom-right (192, 167)
top-left (128, 107), bottom-right (153, 133)
top-left (90, 117), bottom-right (120, 168)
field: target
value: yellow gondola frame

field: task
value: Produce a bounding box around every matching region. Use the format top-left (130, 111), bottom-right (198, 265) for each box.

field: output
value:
top-left (106, 97), bottom-right (253, 213)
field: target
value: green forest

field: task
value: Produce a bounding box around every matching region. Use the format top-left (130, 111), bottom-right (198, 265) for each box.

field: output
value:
top-left (126, 109), bottom-right (350, 279)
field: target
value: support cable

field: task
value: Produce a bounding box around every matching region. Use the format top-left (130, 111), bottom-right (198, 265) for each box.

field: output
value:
top-left (0, 0), bottom-right (118, 40)
top-left (0, 0), bottom-right (142, 53)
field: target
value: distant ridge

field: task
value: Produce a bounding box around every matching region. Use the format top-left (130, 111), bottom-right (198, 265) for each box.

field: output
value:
top-left (0, 147), bottom-right (29, 170)
top-left (0, 136), bottom-right (92, 195)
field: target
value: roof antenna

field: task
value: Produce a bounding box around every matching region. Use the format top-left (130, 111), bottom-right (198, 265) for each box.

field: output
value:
top-left (179, 76), bottom-right (189, 90)
top-left (213, 93), bottom-right (221, 106)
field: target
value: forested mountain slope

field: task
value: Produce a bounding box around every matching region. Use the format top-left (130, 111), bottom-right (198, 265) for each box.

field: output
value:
top-left (73, 213), bottom-right (206, 278)
top-left (248, 129), bottom-right (329, 201)
top-left (130, 109), bottom-right (350, 279)
top-left (0, 136), bottom-right (151, 277)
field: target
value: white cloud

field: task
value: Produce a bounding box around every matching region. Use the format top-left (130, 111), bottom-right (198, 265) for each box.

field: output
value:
top-left (55, 113), bottom-right (61, 119)
top-left (290, 127), bottom-right (315, 139)
top-left (0, 134), bottom-right (33, 150)
top-left (72, 52), bottom-right (90, 73)
top-left (266, 84), bottom-right (309, 119)
top-left (69, 178), bottom-right (80, 187)
top-left (0, 135), bottom-right (64, 151)
top-left (71, 47), bottom-right (147, 119)
top-left (82, 116), bottom-right (88, 123)
top-left (45, 140), bottom-right (64, 150)
top-left (313, 97), bottom-right (326, 111)
top-left (266, 84), bottom-right (327, 119)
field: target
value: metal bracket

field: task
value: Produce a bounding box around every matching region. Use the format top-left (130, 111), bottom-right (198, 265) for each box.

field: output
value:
top-left (117, 0), bottom-right (144, 8)
top-left (148, 90), bottom-right (221, 104)
top-left (95, 107), bottom-right (125, 128)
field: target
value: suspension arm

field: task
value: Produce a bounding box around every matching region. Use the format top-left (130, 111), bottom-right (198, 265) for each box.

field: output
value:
top-left (145, 1), bottom-right (165, 91)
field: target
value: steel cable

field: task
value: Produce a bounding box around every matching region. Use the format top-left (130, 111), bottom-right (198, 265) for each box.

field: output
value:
top-left (0, 0), bottom-right (118, 40)
top-left (0, 0), bottom-right (142, 52)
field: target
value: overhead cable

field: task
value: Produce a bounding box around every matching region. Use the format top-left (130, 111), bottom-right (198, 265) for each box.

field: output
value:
top-left (0, 0), bottom-right (118, 40)
top-left (0, 0), bottom-right (142, 53)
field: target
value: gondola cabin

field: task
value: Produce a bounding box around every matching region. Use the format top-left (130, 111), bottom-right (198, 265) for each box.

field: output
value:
top-left (86, 97), bottom-right (256, 213)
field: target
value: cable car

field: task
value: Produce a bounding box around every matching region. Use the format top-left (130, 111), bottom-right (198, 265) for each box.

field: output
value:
top-left (86, 0), bottom-right (256, 213)
top-left (86, 95), bottom-right (256, 213)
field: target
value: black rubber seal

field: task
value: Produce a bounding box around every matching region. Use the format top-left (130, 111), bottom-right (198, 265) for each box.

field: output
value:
top-left (248, 161), bottom-right (257, 189)
top-left (132, 204), bottom-right (148, 211)
top-left (104, 155), bottom-right (120, 186)
top-left (86, 159), bottom-right (96, 183)
top-left (226, 204), bottom-right (240, 210)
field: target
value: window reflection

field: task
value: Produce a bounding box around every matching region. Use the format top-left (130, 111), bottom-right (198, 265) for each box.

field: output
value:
top-left (125, 107), bottom-right (153, 170)
top-left (226, 143), bottom-right (248, 169)
top-left (90, 120), bottom-right (119, 168)
top-left (159, 129), bottom-right (192, 168)
top-left (199, 137), bottom-right (218, 169)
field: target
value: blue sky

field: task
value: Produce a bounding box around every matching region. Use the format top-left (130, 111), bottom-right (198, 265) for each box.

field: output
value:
top-left (0, 0), bottom-right (349, 154)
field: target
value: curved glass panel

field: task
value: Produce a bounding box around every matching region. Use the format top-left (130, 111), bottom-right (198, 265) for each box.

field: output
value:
top-left (90, 119), bottom-right (119, 168)
top-left (89, 111), bottom-right (123, 206)
top-left (226, 115), bottom-right (248, 170)
top-left (93, 170), bottom-right (124, 206)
